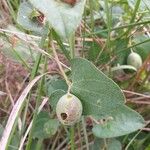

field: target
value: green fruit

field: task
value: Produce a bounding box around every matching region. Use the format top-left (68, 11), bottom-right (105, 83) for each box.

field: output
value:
top-left (56, 93), bottom-right (83, 126)
top-left (127, 52), bottom-right (142, 70)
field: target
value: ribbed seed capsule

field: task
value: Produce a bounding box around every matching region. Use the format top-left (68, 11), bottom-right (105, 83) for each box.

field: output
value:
top-left (56, 93), bottom-right (83, 126)
top-left (127, 52), bottom-right (142, 69)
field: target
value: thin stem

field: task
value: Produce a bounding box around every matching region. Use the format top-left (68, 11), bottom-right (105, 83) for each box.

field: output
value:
top-left (51, 41), bottom-right (71, 86)
top-left (82, 117), bottom-right (89, 150)
top-left (125, 130), bottom-right (142, 150)
top-left (25, 61), bottom-right (46, 150)
top-left (51, 132), bottom-right (60, 150)
top-left (36, 139), bottom-right (43, 150)
top-left (70, 126), bottom-right (75, 150)
top-left (119, 0), bottom-right (141, 38)
top-left (68, 32), bottom-right (76, 150)
top-left (12, 48), bottom-right (30, 70)
top-left (100, 38), bottom-right (150, 62)
top-left (103, 139), bottom-right (107, 150)
top-left (89, 0), bottom-right (94, 31)
top-left (69, 33), bottom-right (75, 59)
top-left (85, 20), bottom-right (150, 36)
top-left (104, 0), bottom-right (112, 51)
top-left (25, 23), bottom-right (49, 150)
top-left (125, 121), bottom-right (150, 150)
top-left (52, 30), bottom-right (71, 60)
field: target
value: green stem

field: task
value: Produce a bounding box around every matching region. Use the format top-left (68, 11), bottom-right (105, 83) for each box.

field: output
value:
top-left (25, 59), bottom-right (46, 150)
top-left (12, 48), bottom-right (30, 70)
top-left (85, 20), bottom-right (150, 36)
top-left (119, 0), bottom-right (141, 38)
top-left (25, 23), bottom-right (49, 150)
top-left (103, 139), bottom-right (107, 150)
top-left (89, 0), bottom-right (94, 31)
top-left (52, 30), bottom-right (71, 60)
top-left (69, 32), bottom-right (76, 150)
top-left (69, 33), bottom-right (75, 59)
top-left (104, 0), bottom-right (112, 51)
top-left (70, 126), bottom-right (75, 150)
top-left (36, 139), bottom-right (43, 150)
top-left (82, 9), bottom-right (86, 58)
top-left (100, 38), bottom-right (150, 62)
top-left (21, 53), bottom-right (42, 138)
top-left (125, 130), bottom-right (142, 150)
top-left (82, 117), bottom-right (89, 150)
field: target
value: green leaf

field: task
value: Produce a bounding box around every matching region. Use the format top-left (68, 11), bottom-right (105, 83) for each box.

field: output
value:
top-left (33, 112), bottom-right (59, 139)
top-left (133, 35), bottom-right (150, 60)
top-left (46, 78), bottom-right (67, 110)
top-left (49, 90), bottom-right (66, 111)
top-left (17, 2), bottom-right (44, 33)
top-left (113, 38), bottom-right (129, 65)
top-left (92, 138), bottom-right (122, 150)
top-left (44, 119), bottom-right (59, 136)
top-left (71, 58), bottom-right (125, 117)
top-left (46, 78), bottom-right (68, 97)
top-left (92, 105), bottom-right (145, 138)
top-left (29, 0), bottom-right (86, 38)
top-left (70, 58), bottom-right (144, 137)
top-left (87, 42), bottom-right (101, 62)
top-left (107, 139), bottom-right (122, 150)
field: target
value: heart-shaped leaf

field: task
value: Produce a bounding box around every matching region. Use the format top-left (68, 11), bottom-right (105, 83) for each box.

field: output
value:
top-left (92, 105), bottom-right (145, 138)
top-left (17, 2), bottom-right (44, 34)
top-left (71, 58), bottom-right (125, 118)
top-left (29, 0), bottom-right (86, 38)
top-left (70, 58), bottom-right (145, 137)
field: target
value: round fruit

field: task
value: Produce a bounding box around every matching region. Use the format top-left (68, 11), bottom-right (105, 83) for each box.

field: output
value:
top-left (127, 52), bottom-right (142, 70)
top-left (56, 93), bottom-right (83, 126)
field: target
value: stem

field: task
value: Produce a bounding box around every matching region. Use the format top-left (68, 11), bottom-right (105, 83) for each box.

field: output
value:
top-left (70, 126), bottom-right (75, 150)
top-left (52, 30), bottom-right (71, 60)
top-left (100, 38), bottom-right (150, 62)
top-left (85, 20), bottom-right (150, 36)
top-left (51, 41), bottom-right (71, 87)
top-left (103, 139), bottom-right (107, 150)
top-left (82, 117), bottom-right (89, 150)
top-left (104, 0), bottom-right (112, 52)
top-left (12, 48), bottom-right (30, 70)
top-left (89, 0), bottom-right (94, 31)
top-left (119, 0), bottom-right (141, 38)
top-left (68, 33), bottom-right (76, 150)
top-left (21, 54), bottom-right (42, 138)
top-left (36, 139), bottom-right (43, 150)
top-left (69, 33), bottom-right (75, 59)
top-left (25, 23), bottom-right (49, 150)
top-left (25, 62), bottom-right (46, 150)
top-left (125, 129), bottom-right (142, 150)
